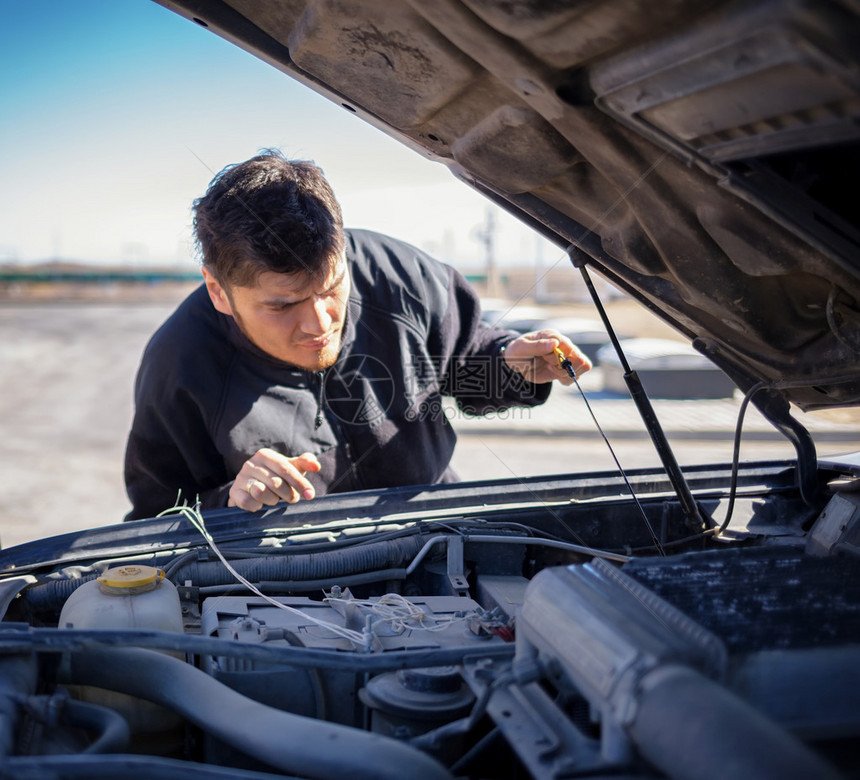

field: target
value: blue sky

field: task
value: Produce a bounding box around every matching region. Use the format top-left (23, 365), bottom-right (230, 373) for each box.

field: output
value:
top-left (0, 0), bottom-right (559, 269)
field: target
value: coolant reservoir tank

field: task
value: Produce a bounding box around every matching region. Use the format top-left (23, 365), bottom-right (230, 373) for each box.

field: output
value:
top-left (60, 565), bottom-right (184, 635)
top-left (59, 564), bottom-right (185, 753)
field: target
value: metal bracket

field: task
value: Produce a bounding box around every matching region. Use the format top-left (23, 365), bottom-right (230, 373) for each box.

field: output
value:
top-left (446, 535), bottom-right (470, 596)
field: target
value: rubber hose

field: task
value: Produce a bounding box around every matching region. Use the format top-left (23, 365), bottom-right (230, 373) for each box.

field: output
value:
top-left (23, 535), bottom-right (426, 613)
top-left (628, 664), bottom-right (842, 780)
top-left (62, 698), bottom-right (130, 754)
top-left (2, 753), bottom-right (297, 780)
top-left (201, 567), bottom-right (408, 595)
top-left (169, 534), bottom-right (426, 587)
top-left (23, 574), bottom-right (99, 615)
top-left (0, 654), bottom-right (38, 757)
top-left (66, 646), bottom-right (453, 780)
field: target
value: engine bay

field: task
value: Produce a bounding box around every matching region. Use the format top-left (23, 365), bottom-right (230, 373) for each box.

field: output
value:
top-left (3, 0), bottom-right (859, 776)
top-left (2, 462), bottom-right (859, 779)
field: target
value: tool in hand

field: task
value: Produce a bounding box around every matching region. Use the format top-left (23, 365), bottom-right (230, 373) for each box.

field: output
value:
top-left (554, 346), bottom-right (576, 379)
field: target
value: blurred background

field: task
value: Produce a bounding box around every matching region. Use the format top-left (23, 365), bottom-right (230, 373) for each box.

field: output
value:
top-left (2, 1), bottom-right (858, 549)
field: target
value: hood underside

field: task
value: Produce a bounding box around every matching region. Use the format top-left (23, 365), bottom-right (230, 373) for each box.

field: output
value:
top-left (159, 0), bottom-right (860, 411)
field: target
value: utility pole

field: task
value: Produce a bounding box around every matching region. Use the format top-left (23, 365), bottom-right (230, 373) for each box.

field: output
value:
top-left (475, 207), bottom-right (500, 298)
top-left (535, 232), bottom-right (548, 303)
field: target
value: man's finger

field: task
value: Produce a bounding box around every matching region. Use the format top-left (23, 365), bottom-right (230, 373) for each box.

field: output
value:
top-left (267, 459), bottom-right (317, 502)
top-left (252, 449), bottom-right (319, 502)
top-left (292, 452), bottom-right (322, 472)
top-left (248, 477), bottom-right (287, 506)
top-left (243, 464), bottom-right (291, 503)
top-left (263, 470), bottom-right (310, 503)
top-left (231, 448), bottom-right (322, 510)
top-left (228, 482), bottom-right (264, 512)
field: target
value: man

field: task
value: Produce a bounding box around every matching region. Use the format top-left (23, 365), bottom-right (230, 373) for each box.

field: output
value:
top-left (124, 150), bottom-right (590, 520)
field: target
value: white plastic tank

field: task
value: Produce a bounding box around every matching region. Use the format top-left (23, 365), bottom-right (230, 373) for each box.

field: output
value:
top-left (59, 564), bottom-right (185, 753)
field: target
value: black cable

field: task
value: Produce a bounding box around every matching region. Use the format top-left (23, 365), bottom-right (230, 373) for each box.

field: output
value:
top-left (556, 351), bottom-right (665, 556)
top-left (627, 528), bottom-right (716, 554)
top-left (716, 371), bottom-right (860, 535)
top-left (449, 727), bottom-right (503, 775)
top-left (718, 381), bottom-right (767, 536)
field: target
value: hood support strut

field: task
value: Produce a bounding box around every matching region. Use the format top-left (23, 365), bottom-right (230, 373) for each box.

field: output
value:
top-left (567, 245), bottom-right (709, 532)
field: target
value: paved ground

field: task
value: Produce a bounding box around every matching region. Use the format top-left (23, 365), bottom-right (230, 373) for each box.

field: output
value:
top-left (1, 297), bottom-right (858, 550)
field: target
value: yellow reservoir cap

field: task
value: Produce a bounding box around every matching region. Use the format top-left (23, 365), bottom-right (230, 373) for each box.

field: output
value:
top-left (97, 565), bottom-right (165, 589)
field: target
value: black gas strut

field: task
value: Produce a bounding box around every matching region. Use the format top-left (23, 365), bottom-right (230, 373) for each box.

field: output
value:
top-left (567, 245), bottom-right (709, 532)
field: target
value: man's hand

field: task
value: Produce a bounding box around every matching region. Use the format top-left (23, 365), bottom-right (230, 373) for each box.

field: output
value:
top-left (228, 448), bottom-right (321, 511)
top-left (503, 329), bottom-right (592, 386)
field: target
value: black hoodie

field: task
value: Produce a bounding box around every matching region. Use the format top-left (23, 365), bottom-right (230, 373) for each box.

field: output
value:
top-left (124, 229), bottom-right (549, 519)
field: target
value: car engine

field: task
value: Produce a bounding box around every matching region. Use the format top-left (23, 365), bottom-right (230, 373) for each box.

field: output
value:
top-left (1, 464), bottom-right (859, 779)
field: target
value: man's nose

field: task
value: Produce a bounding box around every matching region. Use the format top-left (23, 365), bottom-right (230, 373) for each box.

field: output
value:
top-left (301, 296), bottom-right (332, 334)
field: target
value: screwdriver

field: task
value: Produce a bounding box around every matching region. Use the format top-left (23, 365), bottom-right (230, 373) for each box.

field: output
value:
top-left (554, 345), bottom-right (576, 379)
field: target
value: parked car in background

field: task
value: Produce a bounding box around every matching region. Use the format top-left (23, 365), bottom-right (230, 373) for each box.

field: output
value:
top-left (599, 338), bottom-right (738, 398)
top-left (1, 1), bottom-right (858, 779)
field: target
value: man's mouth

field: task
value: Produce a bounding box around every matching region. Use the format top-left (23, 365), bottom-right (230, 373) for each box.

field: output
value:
top-left (298, 332), bottom-right (336, 350)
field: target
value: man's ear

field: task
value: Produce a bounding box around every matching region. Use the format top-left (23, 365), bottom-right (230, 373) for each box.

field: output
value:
top-left (202, 267), bottom-right (234, 317)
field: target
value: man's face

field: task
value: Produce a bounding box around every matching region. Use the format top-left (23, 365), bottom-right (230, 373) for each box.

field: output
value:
top-left (203, 255), bottom-right (350, 372)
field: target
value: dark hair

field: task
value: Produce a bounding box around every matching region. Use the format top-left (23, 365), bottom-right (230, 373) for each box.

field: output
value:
top-left (193, 149), bottom-right (344, 288)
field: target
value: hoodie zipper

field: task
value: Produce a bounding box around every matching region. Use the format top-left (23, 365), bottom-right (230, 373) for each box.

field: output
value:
top-left (314, 370), bottom-right (325, 429)
top-left (315, 368), bottom-right (364, 490)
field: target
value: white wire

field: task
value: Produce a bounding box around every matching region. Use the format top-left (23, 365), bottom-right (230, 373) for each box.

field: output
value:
top-left (159, 504), bottom-right (367, 646)
top-left (324, 592), bottom-right (470, 633)
top-left (160, 504), bottom-right (480, 645)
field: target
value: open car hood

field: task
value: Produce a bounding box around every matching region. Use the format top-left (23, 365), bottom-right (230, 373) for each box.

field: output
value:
top-left (158, 0), bottom-right (860, 415)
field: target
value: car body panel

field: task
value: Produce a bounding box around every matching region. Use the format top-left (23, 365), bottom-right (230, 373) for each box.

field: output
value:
top-left (156, 0), bottom-right (860, 413)
top-left (2, 2), bottom-right (860, 778)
